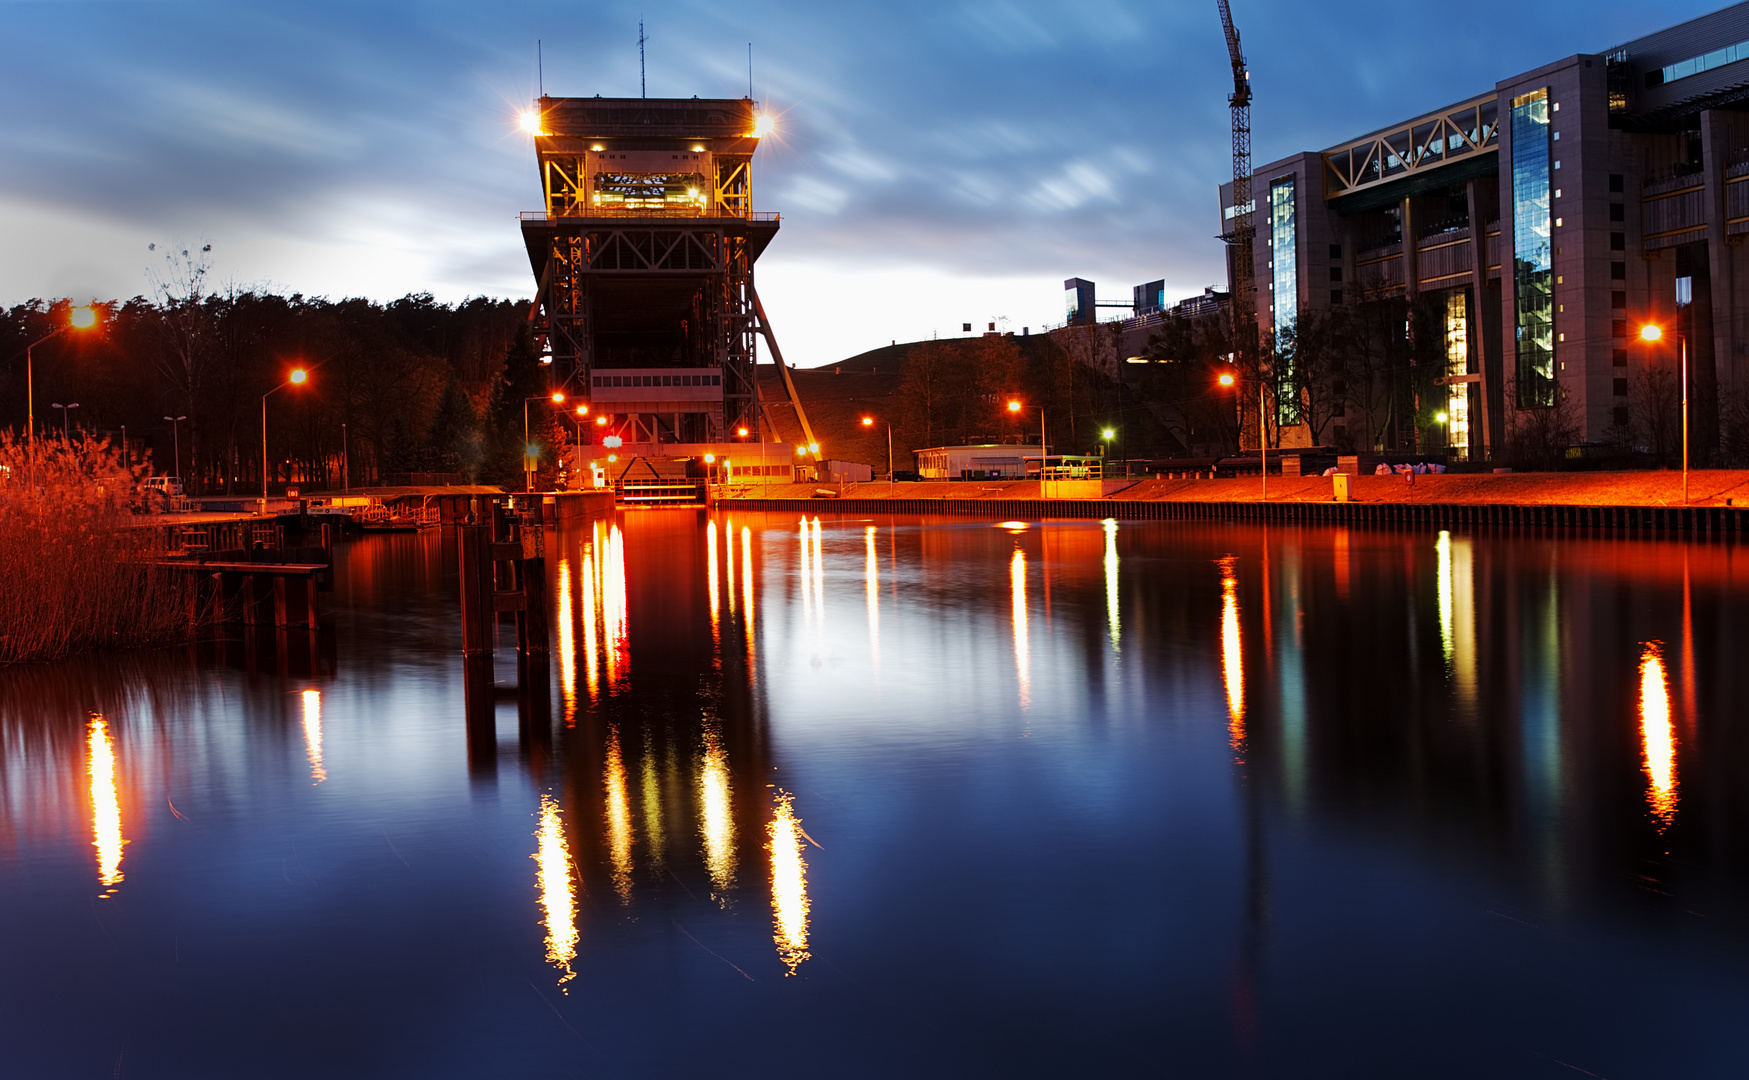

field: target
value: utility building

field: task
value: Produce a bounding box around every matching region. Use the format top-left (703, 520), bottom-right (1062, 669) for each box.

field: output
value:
top-left (520, 96), bottom-right (782, 449)
top-left (1222, 1), bottom-right (1749, 463)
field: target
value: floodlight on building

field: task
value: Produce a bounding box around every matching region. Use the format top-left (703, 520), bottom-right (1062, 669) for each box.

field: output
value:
top-left (520, 110), bottom-right (543, 135)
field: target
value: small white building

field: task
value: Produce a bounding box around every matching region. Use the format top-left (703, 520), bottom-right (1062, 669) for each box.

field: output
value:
top-left (914, 444), bottom-right (1042, 480)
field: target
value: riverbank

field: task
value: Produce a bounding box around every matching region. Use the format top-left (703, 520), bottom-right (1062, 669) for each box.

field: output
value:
top-left (723, 470), bottom-right (1749, 508)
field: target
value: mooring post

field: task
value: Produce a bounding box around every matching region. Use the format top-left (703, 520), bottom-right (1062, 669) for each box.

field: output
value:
top-left (519, 553), bottom-right (548, 654)
top-left (457, 524), bottom-right (492, 656)
top-left (462, 654), bottom-right (497, 777)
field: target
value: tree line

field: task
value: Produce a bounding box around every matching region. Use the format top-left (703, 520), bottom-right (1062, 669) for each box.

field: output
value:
top-left (0, 250), bottom-right (561, 494)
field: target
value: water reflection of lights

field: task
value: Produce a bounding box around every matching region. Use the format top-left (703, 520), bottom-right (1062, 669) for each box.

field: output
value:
top-left (700, 725), bottom-right (736, 900)
top-left (1436, 531), bottom-right (1455, 661)
top-left (581, 539), bottom-right (600, 702)
top-left (1011, 547), bottom-right (1030, 709)
top-left (641, 731), bottom-right (667, 869)
top-left (1639, 643), bottom-right (1678, 827)
top-left (87, 715), bottom-right (125, 895)
top-left (1103, 519), bottom-right (1120, 649)
top-left (604, 725), bottom-right (634, 901)
top-left (533, 793), bottom-right (579, 987)
top-left (725, 516), bottom-right (737, 615)
top-left (798, 517), bottom-right (811, 626)
top-left (556, 559), bottom-right (577, 720)
top-left (741, 526), bottom-right (754, 648)
top-left (810, 517), bottom-right (825, 618)
top-left (301, 689), bottom-right (326, 785)
top-left (706, 520), bottom-right (721, 632)
top-left (865, 525), bottom-right (880, 664)
top-left (768, 790), bottom-right (811, 975)
top-left (604, 523), bottom-right (629, 688)
top-left (1219, 557), bottom-right (1245, 750)
top-left (1435, 531), bottom-right (1477, 706)
top-left (997, 520), bottom-right (1028, 533)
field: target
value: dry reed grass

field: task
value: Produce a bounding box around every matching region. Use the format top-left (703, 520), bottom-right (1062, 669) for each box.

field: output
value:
top-left (0, 433), bottom-right (198, 664)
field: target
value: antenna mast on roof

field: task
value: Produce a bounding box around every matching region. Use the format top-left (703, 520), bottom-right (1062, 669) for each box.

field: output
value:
top-left (639, 18), bottom-right (647, 98)
top-left (748, 43), bottom-right (754, 99)
top-left (538, 39), bottom-right (543, 96)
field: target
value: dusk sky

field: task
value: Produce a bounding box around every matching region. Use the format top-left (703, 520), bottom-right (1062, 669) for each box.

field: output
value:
top-left (0, 0), bottom-right (1722, 365)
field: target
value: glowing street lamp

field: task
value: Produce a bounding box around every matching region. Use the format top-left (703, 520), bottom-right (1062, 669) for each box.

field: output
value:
top-left (163, 414), bottom-right (187, 481)
top-left (1640, 321), bottom-right (1689, 504)
top-left (1217, 367), bottom-right (1269, 500)
top-left (736, 426), bottom-right (750, 438)
top-left (25, 305), bottom-right (99, 443)
top-left (524, 393), bottom-right (565, 491)
top-left (864, 415), bottom-right (894, 490)
top-left (262, 367), bottom-right (310, 515)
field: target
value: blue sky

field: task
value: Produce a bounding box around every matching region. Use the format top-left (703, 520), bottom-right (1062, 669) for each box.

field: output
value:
top-left (0, 0), bottom-right (1724, 364)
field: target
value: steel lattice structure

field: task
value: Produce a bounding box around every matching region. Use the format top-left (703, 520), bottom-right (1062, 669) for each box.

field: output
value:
top-left (520, 97), bottom-right (778, 444)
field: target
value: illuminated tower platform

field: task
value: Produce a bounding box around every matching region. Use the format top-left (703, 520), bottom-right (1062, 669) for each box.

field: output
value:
top-left (520, 96), bottom-right (780, 447)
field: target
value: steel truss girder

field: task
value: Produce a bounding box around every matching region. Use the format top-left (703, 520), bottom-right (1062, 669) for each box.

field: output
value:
top-left (1322, 94), bottom-right (1499, 200)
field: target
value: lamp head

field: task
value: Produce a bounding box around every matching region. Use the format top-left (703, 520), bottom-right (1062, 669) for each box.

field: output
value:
top-left (861, 416), bottom-right (875, 427)
top-left (1007, 400), bottom-right (1021, 413)
top-left (1640, 323), bottom-right (1663, 343)
top-left (1217, 372), bottom-right (1236, 387)
top-left (69, 305), bottom-right (97, 330)
top-left (289, 368), bottom-right (308, 385)
top-left (575, 404), bottom-right (588, 416)
top-left (736, 427), bottom-right (749, 438)
top-left (550, 391), bottom-right (565, 403)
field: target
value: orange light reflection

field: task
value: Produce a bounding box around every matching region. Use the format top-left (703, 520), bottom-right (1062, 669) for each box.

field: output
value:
top-left (769, 790), bottom-right (812, 975)
top-left (604, 725), bottom-right (634, 901)
top-left (1011, 547), bottom-right (1030, 709)
top-left (87, 715), bottom-right (125, 895)
top-left (301, 689), bottom-right (326, 785)
top-left (1640, 643), bottom-right (1678, 827)
top-left (700, 724), bottom-right (736, 900)
top-left (556, 560), bottom-right (577, 721)
top-left (533, 793), bottom-right (579, 988)
top-left (1219, 557), bottom-right (1245, 752)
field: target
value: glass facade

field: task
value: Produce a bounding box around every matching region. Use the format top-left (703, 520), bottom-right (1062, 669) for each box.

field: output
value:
top-left (1270, 177), bottom-right (1299, 424)
top-left (1444, 290), bottom-right (1471, 461)
top-left (1511, 88), bottom-right (1555, 408)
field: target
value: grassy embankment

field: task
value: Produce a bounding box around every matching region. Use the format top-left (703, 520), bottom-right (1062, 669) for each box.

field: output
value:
top-left (0, 434), bottom-right (196, 664)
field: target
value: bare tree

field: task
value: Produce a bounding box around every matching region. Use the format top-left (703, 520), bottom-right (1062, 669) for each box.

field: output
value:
top-left (1504, 379), bottom-right (1582, 470)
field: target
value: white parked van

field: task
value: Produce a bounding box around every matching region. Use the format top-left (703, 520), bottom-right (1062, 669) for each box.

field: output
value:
top-left (143, 476), bottom-right (184, 498)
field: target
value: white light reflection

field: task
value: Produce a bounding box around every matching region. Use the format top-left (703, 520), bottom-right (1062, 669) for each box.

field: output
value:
top-left (700, 724), bottom-right (736, 900)
top-left (533, 793), bottom-right (578, 989)
top-left (741, 526), bottom-right (755, 649)
top-left (1435, 530), bottom-right (1477, 707)
top-left (604, 523), bottom-right (629, 688)
top-left (301, 689), bottom-right (326, 785)
top-left (1011, 547), bottom-right (1030, 709)
top-left (798, 516), bottom-right (811, 626)
top-left (707, 520), bottom-right (721, 634)
top-left (581, 539), bottom-right (600, 703)
top-left (810, 517), bottom-right (824, 620)
top-left (87, 715), bottom-right (125, 895)
top-left (769, 790), bottom-right (812, 975)
top-left (1102, 518), bottom-right (1120, 649)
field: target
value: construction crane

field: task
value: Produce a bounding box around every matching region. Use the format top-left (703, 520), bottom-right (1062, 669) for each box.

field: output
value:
top-left (1217, 0), bottom-right (1256, 383)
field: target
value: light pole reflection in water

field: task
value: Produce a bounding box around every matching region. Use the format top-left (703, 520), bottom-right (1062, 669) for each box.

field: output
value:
top-left (700, 723), bottom-right (736, 901)
top-left (1010, 547), bottom-right (1030, 710)
top-left (865, 526), bottom-right (880, 668)
top-left (604, 725), bottom-right (634, 901)
top-left (555, 560), bottom-right (577, 722)
top-left (706, 521), bottom-right (721, 634)
top-left (1640, 643), bottom-right (1678, 829)
top-left (1219, 557), bottom-right (1245, 754)
top-left (741, 526), bottom-right (755, 652)
top-left (581, 539), bottom-right (599, 703)
top-left (533, 793), bottom-right (578, 988)
top-left (1103, 519), bottom-right (1120, 650)
top-left (768, 790), bottom-right (811, 975)
top-left (86, 714), bottom-right (125, 896)
top-left (1435, 531), bottom-right (1477, 708)
top-left (301, 689), bottom-right (326, 785)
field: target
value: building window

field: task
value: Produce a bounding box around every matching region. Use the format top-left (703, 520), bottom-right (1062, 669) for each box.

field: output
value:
top-left (1612, 262), bottom-right (1627, 280)
top-left (1609, 173), bottom-right (1625, 192)
top-left (1614, 378), bottom-right (1629, 396)
top-left (1610, 203), bottom-right (1625, 221)
top-left (1612, 320), bottom-right (1628, 338)
top-left (1512, 88), bottom-right (1556, 408)
top-left (1329, 267), bottom-right (1343, 282)
top-left (1444, 290), bottom-right (1472, 461)
top-left (1329, 244), bottom-right (1343, 259)
top-left (1270, 176), bottom-right (1300, 425)
top-left (1614, 406), bottom-right (1630, 427)
top-left (1613, 291), bottom-right (1628, 309)
top-left (1611, 232), bottom-right (1626, 250)
top-left (1330, 289), bottom-right (1343, 305)
top-left (1613, 349), bottom-right (1628, 366)
top-left (1647, 38), bottom-right (1749, 87)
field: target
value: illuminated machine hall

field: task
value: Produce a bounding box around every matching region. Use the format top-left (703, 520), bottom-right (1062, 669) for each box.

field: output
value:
top-left (520, 95), bottom-right (807, 477)
top-left (1220, 1), bottom-right (1749, 462)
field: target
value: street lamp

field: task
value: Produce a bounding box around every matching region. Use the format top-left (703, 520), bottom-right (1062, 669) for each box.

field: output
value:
top-left (523, 392), bottom-right (565, 492)
top-left (1640, 322), bottom-right (1688, 504)
top-left (1007, 399), bottom-right (1049, 480)
top-left (51, 402), bottom-right (79, 441)
top-left (24, 305), bottom-right (98, 442)
top-left (262, 367), bottom-right (309, 515)
top-left (862, 415), bottom-right (894, 490)
top-left (1218, 368), bottom-right (1269, 500)
top-left (163, 415), bottom-right (187, 480)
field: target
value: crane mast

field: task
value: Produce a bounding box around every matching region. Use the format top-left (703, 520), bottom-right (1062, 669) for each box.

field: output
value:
top-left (1217, 0), bottom-right (1256, 387)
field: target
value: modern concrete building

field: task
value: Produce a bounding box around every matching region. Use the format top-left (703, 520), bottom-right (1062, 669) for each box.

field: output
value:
top-left (1221, 1), bottom-right (1749, 462)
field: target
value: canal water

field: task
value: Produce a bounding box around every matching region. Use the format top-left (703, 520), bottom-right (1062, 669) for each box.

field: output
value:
top-left (2, 512), bottom-right (1746, 1078)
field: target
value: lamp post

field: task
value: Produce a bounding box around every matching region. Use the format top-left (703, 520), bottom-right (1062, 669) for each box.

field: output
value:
top-left (1640, 322), bottom-right (1688, 504)
top-left (51, 402), bottom-right (79, 441)
top-left (262, 368), bottom-right (309, 516)
top-left (23, 305), bottom-right (98, 444)
top-left (342, 421), bottom-right (349, 493)
top-left (862, 415), bottom-right (894, 491)
top-left (524, 391), bottom-right (565, 492)
top-left (1007, 399), bottom-right (1049, 481)
top-left (1219, 369), bottom-right (1268, 501)
top-left (162, 415), bottom-right (186, 480)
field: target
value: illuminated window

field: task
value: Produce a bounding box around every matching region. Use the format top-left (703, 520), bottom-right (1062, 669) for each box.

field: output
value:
top-left (1511, 88), bottom-right (1556, 408)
